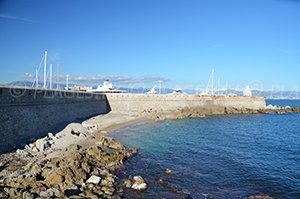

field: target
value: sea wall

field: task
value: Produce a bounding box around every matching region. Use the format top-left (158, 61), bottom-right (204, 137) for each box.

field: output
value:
top-left (106, 93), bottom-right (266, 118)
top-left (0, 86), bottom-right (109, 153)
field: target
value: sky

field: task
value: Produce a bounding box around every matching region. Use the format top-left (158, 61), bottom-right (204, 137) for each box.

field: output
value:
top-left (0, 0), bottom-right (300, 90)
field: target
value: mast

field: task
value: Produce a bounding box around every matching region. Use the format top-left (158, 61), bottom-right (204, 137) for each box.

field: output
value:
top-left (35, 69), bottom-right (38, 88)
top-left (66, 74), bottom-right (69, 90)
top-left (49, 64), bottom-right (52, 89)
top-left (56, 64), bottom-right (60, 90)
top-left (217, 77), bottom-right (220, 95)
top-left (43, 51), bottom-right (47, 88)
top-left (211, 67), bottom-right (214, 95)
top-left (158, 80), bottom-right (162, 94)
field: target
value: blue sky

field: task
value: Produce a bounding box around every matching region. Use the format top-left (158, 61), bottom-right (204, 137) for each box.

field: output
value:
top-left (0, 0), bottom-right (300, 90)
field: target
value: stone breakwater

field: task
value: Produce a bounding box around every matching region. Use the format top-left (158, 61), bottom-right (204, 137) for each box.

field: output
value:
top-left (106, 94), bottom-right (267, 119)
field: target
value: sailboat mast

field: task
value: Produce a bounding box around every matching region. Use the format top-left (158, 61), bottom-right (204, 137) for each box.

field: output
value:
top-left (57, 64), bottom-right (60, 90)
top-left (50, 64), bottom-right (53, 89)
top-left (211, 68), bottom-right (214, 95)
top-left (66, 74), bottom-right (69, 90)
top-left (35, 69), bottom-right (38, 88)
top-left (43, 51), bottom-right (47, 89)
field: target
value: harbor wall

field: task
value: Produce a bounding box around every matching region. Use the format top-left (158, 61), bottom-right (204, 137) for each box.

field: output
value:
top-left (106, 93), bottom-right (266, 117)
top-left (0, 86), bottom-right (109, 153)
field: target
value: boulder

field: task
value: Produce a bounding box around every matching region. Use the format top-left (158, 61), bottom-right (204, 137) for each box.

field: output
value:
top-left (248, 195), bottom-right (273, 199)
top-left (165, 168), bottom-right (174, 175)
top-left (131, 148), bottom-right (138, 155)
top-left (131, 176), bottom-right (147, 191)
top-left (22, 191), bottom-right (35, 199)
top-left (48, 132), bottom-right (54, 138)
top-left (108, 141), bottom-right (124, 150)
top-left (35, 139), bottom-right (45, 152)
top-left (44, 171), bottom-right (64, 186)
top-left (86, 175), bottom-right (101, 185)
top-left (122, 179), bottom-right (132, 188)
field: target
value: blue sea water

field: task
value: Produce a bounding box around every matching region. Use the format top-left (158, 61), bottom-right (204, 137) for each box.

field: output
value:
top-left (111, 100), bottom-right (300, 199)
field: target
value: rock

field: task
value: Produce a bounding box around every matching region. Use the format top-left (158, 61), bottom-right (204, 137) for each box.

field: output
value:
top-left (44, 172), bottom-right (64, 185)
top-left (71, 129), bottom-right (80, 136)
top-left (86, 175), bottom-right (101, 185)
top-left (81, 161), bottom-right (91, 173)
top-left (32, 147), bottom-right (38, 153)
top-left (39, 190), bottom-right (49, 198)
top-left (165, 168), bottom-right (174, 175)
top-left (40, 189), bottom-right (60, 198)
top-left (48, 132), bottom-right (54, 138)
top-left (44, 188), bottom-right (61, 197)
top-left (248, 195), bottom-right (273, 199)
top-left (29, 143), bottom-right (35, 148)
top-left (131, 176), bottom-right (147, 191)
top-left (64, 186), bottom-right (81, 197)
top-left (35, 139), bottom-right (45, 152)
top-left (0, 127), bottom-right (134, 199)
top-left (22, 191), bottom-right (35, 199)
top-left (131, 148), bottom-right (138, 155)
top-left (122, 179), bottom-right (132, 188)
top-left (101, 186), bottom-right (115, 195)
top-left (66, 144), bottom-right (82, 151)
top-left (16, 149), bottom-right (22, 154)
top-left (106, 175), bottom-right (115, 183)
top-left (48, 139), bottom-right (54, 145)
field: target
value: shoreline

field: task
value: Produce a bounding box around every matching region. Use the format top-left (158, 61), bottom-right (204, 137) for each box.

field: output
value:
top-left (0, 106), bottom-right (300, 198)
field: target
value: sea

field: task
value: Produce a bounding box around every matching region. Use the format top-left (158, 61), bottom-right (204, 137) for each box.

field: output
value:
top-left (111, 100), bottom-right (300, 199)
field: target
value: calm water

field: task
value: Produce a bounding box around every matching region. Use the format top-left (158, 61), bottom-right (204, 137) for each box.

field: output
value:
top-left (111, 100), bottom-right (300, 199)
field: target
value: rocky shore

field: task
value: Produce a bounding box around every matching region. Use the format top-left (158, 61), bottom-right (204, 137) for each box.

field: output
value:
top-left (143, 105), bottom-right (300, 120)
top-left (0, 113), bottom-right (143, 198)
top-left (0, 105), bottom-right (299, 198)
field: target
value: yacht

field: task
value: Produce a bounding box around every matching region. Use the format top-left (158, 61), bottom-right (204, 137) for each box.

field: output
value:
top-left (86, 80), bottom-right (123, 93)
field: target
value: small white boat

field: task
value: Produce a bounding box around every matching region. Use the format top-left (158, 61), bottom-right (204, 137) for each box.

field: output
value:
top-left (147, 87), bottom-right (157, 94)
